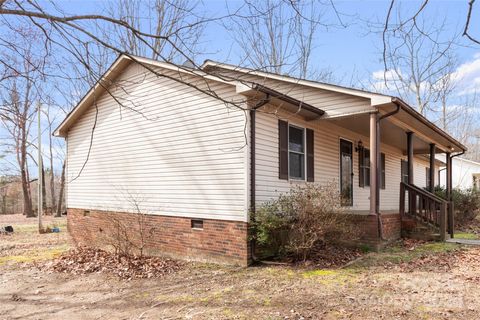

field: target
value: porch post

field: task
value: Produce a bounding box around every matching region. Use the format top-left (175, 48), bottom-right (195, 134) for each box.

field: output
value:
top-left (407, 132), bottom-right (414, 184)
top-left (406, 132), bottom-right (414, 214)
top-left (429, 144), bottom-right (436, 192)
top-left (370, 113), bottom-right (378, 215)
top-left (376, 116), bottom-right (381, 214)
top-left (446, 152), bottom-right (452, 199)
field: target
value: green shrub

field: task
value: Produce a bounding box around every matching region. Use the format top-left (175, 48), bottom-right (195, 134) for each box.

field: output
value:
top-left (434, 185), bottom-right (480, 224)
top-left (251, 182), bottom-right (357, 261)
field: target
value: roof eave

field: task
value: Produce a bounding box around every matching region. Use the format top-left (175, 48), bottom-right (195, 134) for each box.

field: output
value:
top-left (391, 97), bottom-right (467, 153)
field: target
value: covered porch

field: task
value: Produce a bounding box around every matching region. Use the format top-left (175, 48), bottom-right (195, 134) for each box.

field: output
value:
top-left (327, 98), bottom-right (467, 241)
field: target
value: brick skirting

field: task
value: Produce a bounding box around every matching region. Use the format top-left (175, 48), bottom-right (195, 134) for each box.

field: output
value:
top-left (67, 208), bottom-right (250, 266)
top-left (349, 212), bottom-right (401, 244)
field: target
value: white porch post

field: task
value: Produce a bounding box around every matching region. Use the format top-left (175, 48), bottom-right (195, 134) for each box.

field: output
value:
top-left (369, 113), bottom-right (378, 215)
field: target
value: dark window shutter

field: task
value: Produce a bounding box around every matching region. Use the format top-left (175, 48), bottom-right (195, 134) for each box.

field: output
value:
top-left (306, 128), bottom-right (314, 182)
top-left (278, 120), bottom-right (288, 180)
top-left (381, 153), bottom-right (386, 189)
top-left (359, 147), bottom-right (364, 187)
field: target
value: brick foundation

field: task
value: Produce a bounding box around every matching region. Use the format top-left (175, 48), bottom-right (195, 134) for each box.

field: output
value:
top-left (349, 212), bottom-right (401, 245)
top-left (67, 208), bottom-right (250, 266)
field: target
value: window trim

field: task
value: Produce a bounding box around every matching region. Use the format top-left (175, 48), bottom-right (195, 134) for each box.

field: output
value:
top-left (339, 138), bottom-right (354, 207)
top-left (426, 167), bottom-right (431, 188)
top-left (401, 159), bottom-right (409, 184)
top-left (359, 147), bottom-right (371, 188)
top-left (288, 124), bottom-right (307, 180)
top-left (380, 153), bottom-right (386, 189)
top-left (359, 148), bottom-right (385, 189)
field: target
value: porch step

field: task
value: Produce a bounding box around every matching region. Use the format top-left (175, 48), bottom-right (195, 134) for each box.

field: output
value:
top-left (405, 232), bottom-right (445, 242)
top-left (402, 216), bottom-right (448, 241)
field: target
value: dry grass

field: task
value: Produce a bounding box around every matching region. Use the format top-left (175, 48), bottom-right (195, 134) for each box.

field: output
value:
top-left (1, 214), bottom-right (480, 319)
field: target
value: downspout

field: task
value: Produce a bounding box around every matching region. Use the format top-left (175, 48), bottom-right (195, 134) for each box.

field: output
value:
top-left (250, 95), bottom-right (270, 262)
top-left (451, 150), bottom-right (465, 160)
top-left (375, 103), bottom-right (401, 240)
top-left (449, 150), bottom-right (465, 239)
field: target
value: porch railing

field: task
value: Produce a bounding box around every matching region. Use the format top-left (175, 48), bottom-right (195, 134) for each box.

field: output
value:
top-left (399, 182), bottom-right (452, 241)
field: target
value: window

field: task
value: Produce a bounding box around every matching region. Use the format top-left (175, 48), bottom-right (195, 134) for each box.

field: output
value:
top-left (340, 139), bottom-right (353, 206)
top-left (426, 167), bottom-right (431, 187)
top-left (380, 153), bottom-right (386, 189)
top-left (401, 160), bottom-right (409, 184)
top-left (359, 148), bottom-right (385, 189)
top-left (359, 148), bottom-right (370, 187)
top-left (288, 125), bottom-right (305, 180)
top-left (278, 120), bottom-right (314, 181)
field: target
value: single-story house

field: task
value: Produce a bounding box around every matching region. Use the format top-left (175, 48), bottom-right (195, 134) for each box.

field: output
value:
top-left (438, 156), bottom-right (480, 190)
top-left (54, 54), bottom-right (466, 265)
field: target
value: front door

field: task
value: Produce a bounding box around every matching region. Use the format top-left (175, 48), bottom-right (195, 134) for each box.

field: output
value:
top-left (340, 139), bottom-right (353, 206)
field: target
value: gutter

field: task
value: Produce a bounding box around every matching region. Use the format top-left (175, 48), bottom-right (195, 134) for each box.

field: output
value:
top-left (251, 84), bottom-right (325, 117)
top-left (391, 97), bottom-right (467, 152)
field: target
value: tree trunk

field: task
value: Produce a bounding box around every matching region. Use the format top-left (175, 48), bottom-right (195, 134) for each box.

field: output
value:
top-left (56, 160), bottom-right (66, 217)
top-left (21, 130), bottom-right (34, 217)
top-left (48, 114), bottom-right (56, 211)
top-left (21, 167), bottom-right (33, 217)
top-left (1, 195), bottom-right (6, 215)
top-left (41, 163), bottom-right (47, 212)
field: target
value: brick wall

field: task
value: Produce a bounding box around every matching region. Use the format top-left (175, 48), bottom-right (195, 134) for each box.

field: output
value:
top-left (67, 208), bottom-right (251, 266)
top-left (349, 212), bottom-right (401, 244)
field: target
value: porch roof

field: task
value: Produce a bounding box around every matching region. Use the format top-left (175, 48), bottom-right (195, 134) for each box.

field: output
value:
top-left (202, 60), bottom-right (466, 154)
top-left (326, 100), bottom-right (466, 155)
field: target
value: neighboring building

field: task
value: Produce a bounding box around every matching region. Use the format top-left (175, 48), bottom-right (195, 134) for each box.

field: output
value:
top-left (54, 55), bottom-right (466, 265)
top-left (438, 157), bottom-right (480, 190)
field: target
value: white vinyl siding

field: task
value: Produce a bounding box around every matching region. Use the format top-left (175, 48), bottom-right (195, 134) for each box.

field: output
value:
top-left (254, 107), bottom-right (438, 212)
top-left (439, 157), bottom-right (480, 189)
top-left (209, 68), bottom-right (373, 117)
top-left (66, 63), bottom-right (248, 222)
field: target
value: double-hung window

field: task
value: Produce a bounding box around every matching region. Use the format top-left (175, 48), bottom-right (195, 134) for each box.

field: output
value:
top-left (359, 147), bottom-right (385, 189)
top-left (426, 167), bottom-right (431, 187)
top-left (278, 120), bottom-right (314, 182)
top-left (401, 160), bottom-right (409, 184)
top-left (288, 125), bottom-right (305, 180)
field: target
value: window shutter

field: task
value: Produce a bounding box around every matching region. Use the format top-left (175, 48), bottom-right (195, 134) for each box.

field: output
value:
top-left (359, 147), bottom-right (364, 187)
top-left (306, 128), bottom-right (314, 182)
top-left (381, 153), bottom-right (386, 189)
top-left (278, 120), bottom-right (289, 180)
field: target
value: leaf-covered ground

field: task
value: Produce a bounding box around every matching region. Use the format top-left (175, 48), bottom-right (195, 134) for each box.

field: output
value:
top-left (1, 214), bottom-right (480, 319)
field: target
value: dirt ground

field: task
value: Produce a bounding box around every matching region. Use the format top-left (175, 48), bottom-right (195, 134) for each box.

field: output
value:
top-left (1, 214), bottom-right (480, 319)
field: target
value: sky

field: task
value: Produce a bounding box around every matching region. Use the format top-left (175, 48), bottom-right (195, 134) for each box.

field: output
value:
top-left (1, 0), bottom-right (480, 176)
top-left (56, 0), bottom-right (480, 92)
top-left (53, 0), bottom-right (480, 78)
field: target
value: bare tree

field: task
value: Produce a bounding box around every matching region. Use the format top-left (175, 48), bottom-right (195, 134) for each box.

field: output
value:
top-left (379, 0), bottom-right (479, 159)
top-left (55, 159), bottom-right (65, 217)
top-left (379, 11), bottom-right (458, 115)
top-left (106, 0), bottom-right (204, 62)
top-left (44, 104), bottom-right (56, 211)
top-left (0, 0), bottom-right (340, 191)
top-left (0, 80), bottom-right (36, 217)
top-left (434, 60), bottom-right (459, 131)
top-left (226, 0), bottom-right (338, 80)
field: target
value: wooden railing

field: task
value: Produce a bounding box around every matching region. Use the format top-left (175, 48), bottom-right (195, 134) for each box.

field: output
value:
top-left (399, 182), bottom-right (451, 241)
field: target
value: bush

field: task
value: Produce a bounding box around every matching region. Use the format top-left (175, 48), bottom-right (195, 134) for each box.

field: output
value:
top-left (434, 186), bottom-right (480, 225)
top-left (251, 182), bottom-right (357, 261)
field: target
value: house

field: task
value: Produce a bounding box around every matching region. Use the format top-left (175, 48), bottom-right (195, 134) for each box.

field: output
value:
top-left (54, 54), bottom-right (466, 266)
top-left (438, 157), bottom-right (480, 190)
